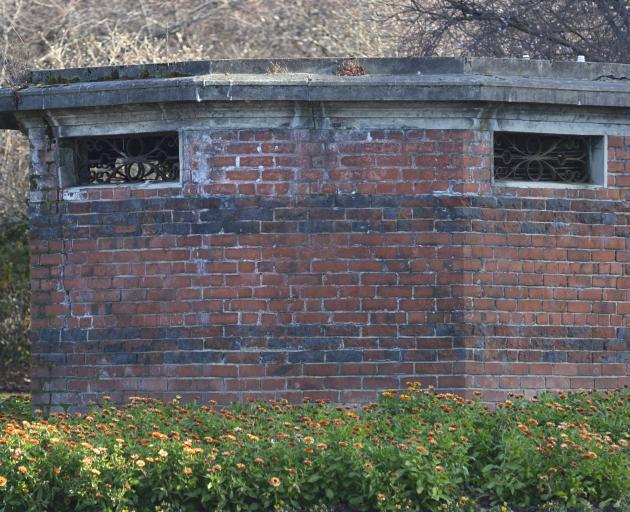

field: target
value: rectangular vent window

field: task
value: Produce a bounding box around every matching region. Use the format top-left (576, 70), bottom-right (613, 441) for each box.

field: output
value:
top-left (493, 132), bottom-right (605, 186)
top-left (74, 133), bottom-right (179, 185)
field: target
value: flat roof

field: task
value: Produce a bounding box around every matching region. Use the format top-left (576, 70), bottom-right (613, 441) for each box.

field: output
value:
top-left (2, 57), bottom-right (630, 130)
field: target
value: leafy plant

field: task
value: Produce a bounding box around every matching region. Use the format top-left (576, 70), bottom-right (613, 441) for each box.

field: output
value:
top-left (0, 387), bottom-right (627, 511)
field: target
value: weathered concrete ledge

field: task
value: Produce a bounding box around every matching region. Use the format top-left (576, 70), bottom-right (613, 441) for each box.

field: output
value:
top-left (2, 57), bottom-right (630, 130)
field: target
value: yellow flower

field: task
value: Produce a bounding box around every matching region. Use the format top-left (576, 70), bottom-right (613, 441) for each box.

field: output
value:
top-left (158, 449), bottom-right (168, 458)
top-left (270, 477), bottom-right (281, 487)
top-left (0, 476), bottom-right (6, 487)
top-left (183, 467), bottom-right (193, 475)
top-left (135, 460), bottom-right (146, 468)
top-left (236, 463), bottom-right (246, 471)
top-left (377, 493), bottom-right (386, 501)
top-left (17, 466), bottom-right (27, 474)
top-left (91, 469), bottom-right (101, 476)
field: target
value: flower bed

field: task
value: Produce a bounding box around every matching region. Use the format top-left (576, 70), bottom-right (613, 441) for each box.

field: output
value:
top-left (0, 386), bottom-right (628, 512)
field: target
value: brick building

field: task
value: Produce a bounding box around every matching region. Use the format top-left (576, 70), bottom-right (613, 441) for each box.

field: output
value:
top-left (0, 57), bottom-right (628, 411)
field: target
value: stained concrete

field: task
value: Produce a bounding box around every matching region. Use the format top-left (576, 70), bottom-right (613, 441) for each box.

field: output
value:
top-left (2, 57), bottom-right (630, 131)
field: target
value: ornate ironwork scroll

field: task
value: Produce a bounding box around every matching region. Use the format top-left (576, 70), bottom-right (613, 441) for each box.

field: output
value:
top-left (76, 133), bottom-right (179, 185)
top-left (493, 132), bottom-right (591, 183)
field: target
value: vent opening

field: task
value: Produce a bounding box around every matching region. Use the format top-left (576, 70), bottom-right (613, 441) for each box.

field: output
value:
top-left (493, 132), bottom-right (605, 186)
top-left (58, 132), bottom-right (180, 187)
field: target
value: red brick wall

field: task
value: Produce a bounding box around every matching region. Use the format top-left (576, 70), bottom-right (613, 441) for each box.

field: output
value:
top-left (461, 135), bottom-right (630, 401)
top-left (28, 127), bottom-right (629, 411)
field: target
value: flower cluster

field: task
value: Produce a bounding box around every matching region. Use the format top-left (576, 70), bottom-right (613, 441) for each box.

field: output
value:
top-left (0, 386), bottom-right (627, 511)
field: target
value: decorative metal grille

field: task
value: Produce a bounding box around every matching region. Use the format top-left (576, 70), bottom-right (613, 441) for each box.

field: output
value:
top-left (493, 132), bottom-right (591, 183)
top-left (76, 133), bottom-right (179, 185)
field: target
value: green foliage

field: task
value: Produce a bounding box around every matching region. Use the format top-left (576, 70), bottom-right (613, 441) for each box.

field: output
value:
top-left (0, 387), bottom-right (627, 511)
top-left (0, 219), bottom-right (30, 392)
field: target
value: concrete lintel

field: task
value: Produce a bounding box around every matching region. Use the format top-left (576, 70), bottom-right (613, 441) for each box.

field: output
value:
top-left (19, 101), bottom-right (630, 139)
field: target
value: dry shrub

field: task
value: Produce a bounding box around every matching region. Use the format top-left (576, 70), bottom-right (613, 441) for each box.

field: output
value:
top-left (336, 60), bottom-right (368, 76)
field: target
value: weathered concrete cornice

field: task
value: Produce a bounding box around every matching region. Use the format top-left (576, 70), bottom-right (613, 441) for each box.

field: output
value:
top-left (2, 57), bottom-right (630, 130)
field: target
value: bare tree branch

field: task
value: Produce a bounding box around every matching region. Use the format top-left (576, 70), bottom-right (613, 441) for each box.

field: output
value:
top-left (394, 0), bottom-right (630, 63)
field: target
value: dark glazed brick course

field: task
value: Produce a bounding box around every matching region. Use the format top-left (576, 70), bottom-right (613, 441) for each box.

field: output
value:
top-left (28, 128), bottom-right (630, 411)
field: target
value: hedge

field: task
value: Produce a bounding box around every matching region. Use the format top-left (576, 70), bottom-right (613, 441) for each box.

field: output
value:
top-left (0, 386), bottom-right (628, 512)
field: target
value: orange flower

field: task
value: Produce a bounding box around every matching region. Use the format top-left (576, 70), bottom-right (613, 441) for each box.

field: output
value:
top-left (303, 436), bottom-right (315, 445)
top-left (0, 476), bottom-right (7, 487)
top-left (270, 477), bottom-right (281, 487)
top-left (17, 466), bottom-right (27, 474)
top-left (183, 467), bottom-right (193, 475)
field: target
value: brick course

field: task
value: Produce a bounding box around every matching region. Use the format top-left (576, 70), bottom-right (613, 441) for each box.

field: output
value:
top-left (28, 127), bottom-right (630, 410)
